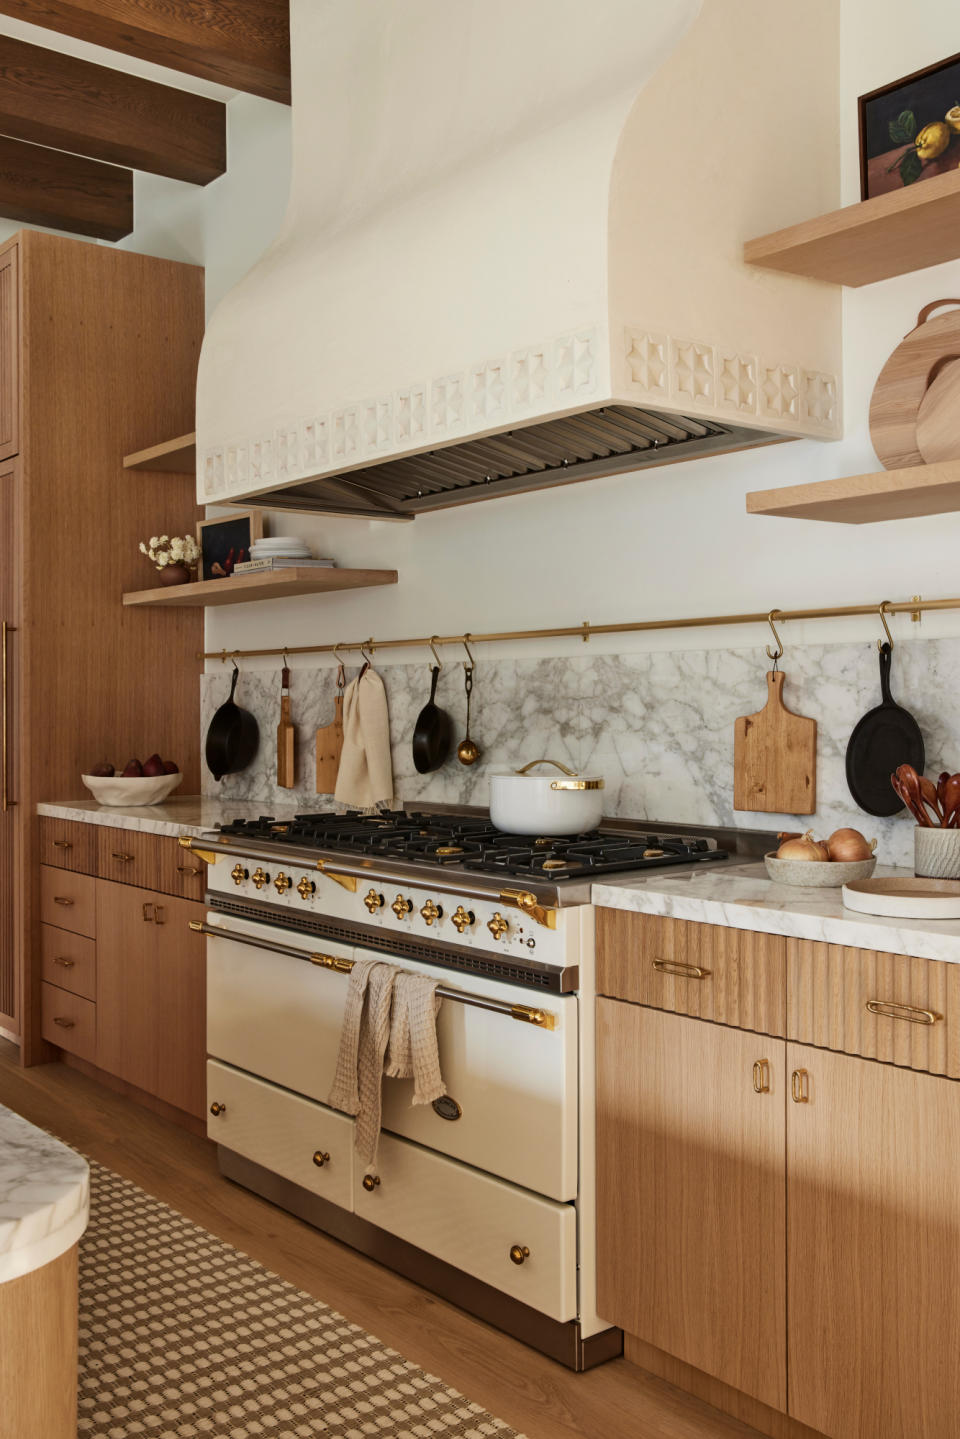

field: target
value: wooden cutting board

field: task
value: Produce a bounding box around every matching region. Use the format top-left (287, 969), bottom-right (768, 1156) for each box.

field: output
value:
top-left (734, 671), bottom-right (816, 814)
top-left (916, 356), bottom-right (960, 464)
top-left (277, 666), bottom-right (295, 789)
top-left (315, 690), bottom-right (344, 794)
top-left (869, 299), bottom-right (960, 470)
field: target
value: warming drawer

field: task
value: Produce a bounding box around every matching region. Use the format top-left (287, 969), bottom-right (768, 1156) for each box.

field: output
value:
top-left (205, 913), bottom-right (578, 1200)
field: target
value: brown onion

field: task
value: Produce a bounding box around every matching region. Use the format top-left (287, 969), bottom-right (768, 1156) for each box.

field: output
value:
top-left (825, 828), bottom-right (876, 863)
top-left (776, 830), bottom-right (829, 862)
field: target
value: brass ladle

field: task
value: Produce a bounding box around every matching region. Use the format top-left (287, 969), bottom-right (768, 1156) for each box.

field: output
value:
top-left (457, 641), bottom-right (480, 766)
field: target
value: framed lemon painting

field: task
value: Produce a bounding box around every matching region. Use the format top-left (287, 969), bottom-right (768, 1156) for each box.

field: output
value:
top-left (859, 53), bottom-right (960, 199)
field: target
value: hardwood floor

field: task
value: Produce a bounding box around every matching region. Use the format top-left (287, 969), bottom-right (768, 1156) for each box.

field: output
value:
top-left (0, 1040), bottom-right (772, 1439)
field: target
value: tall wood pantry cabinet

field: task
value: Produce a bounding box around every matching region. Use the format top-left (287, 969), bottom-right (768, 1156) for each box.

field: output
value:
top-left (0, 230), bottom-right (204, 1062)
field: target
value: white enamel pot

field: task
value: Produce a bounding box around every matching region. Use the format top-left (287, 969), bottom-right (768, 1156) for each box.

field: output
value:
top-left (489, 758), bottom-right (605, 835)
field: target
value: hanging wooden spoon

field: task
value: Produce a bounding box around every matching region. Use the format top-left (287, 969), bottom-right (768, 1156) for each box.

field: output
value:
top-left (919, 774), bottom-right (944, 824)
top-left (891, 772), bottom-right (931, 826)
top-left (943, 772), bottom-right (960, 828)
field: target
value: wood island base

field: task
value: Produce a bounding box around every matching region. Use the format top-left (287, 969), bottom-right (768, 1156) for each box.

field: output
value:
top-left (0, 1245), bottom-right (78, 1439)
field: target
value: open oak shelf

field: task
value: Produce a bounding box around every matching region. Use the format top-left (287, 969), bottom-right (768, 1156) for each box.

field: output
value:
top-left (744, 169), bottom-right (960, 287)
top-left (746, 459), bottom-right (960, 523)
top-left (123, 567), bottom-right (398, 607)
top-left (123, 432), bottom-right (197, 473)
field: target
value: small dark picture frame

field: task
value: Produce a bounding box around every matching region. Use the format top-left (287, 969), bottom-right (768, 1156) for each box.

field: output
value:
top-left (859, 52), bottom-right (960, 200)
top-left (196, 510), bottom-right (263, 581)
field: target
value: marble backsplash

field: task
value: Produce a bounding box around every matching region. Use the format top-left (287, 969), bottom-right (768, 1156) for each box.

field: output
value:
top-left (200, 635), bottom-right (960, 867)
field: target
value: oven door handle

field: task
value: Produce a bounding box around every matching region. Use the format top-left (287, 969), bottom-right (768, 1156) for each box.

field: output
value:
top-left (191, 919), bottom-right (558, 1030)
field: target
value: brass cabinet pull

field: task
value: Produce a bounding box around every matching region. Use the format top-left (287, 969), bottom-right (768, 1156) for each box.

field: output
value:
top-left (312, 1150), bottom-right (330, 1167)
top-left (362, 1174), bottom-right (380, 1192)
top-left (209, 1101), bottom-right (226, 1116)
top-left (153, 905), bottom-right (165, 925)
top-left (142, 902), bottom-right (154, 922)
top-left (866, 999), bottom-right (942, 1026)
top-left (53, 896), bottom-right (74, 907)
top-left (53, 957), bottom-right (75, 968)
top-left (652, 959), bottom-right (711, 979)
top-left (52, 839), bottom-right (72, 850)
top-left (791, 1068), bottom-right (810, 1104)
top-left (176, 864), bottom-right (202, 877)
top-left (1, 620), bottom-right (14, 812)
top-left (52, 1017), bottom-right (75, 1029)
top-left (753, 1059), bottom-right (771, 1094)
top-left (111, 851), bottom-right (134, 863)
top-left (509, 1245), bottom-right (530, 1265)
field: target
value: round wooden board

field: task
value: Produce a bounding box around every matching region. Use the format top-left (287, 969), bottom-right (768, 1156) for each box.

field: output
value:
top-left (869, 305), bottom-right (960, 470)
top-left (916, 355), bottom-right (960, 463)
top-left (842, 875), bottom-right (960, 918)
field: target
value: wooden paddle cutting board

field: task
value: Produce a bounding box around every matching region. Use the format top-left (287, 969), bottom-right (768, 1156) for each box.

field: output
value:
top-left (277, 666), bottom-right (295, 789)
top-left (734, 671), bottom-right (816, 814)
top-left (315, 690), bottom-right (344, 794)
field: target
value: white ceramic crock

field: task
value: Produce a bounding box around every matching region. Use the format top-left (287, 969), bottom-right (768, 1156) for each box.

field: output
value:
top-left (489, 759), bottom-right (605, 835)
top-left (914, 826), bottom-right (960, 879)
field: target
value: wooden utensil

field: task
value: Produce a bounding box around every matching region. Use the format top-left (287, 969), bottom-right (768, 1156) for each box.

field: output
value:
top-left (315, 664), bottom-right (345, 794)
top-left (893, 764), bottom-right (933, 825)
top-left (276, 665), bottom-right (295, 789)
top-left (869, 299), bottom-right (960, 469)
top-left (943, 773), bottom-right (960, 828)
top-left (919, 774), bottom-right (944, 823)
top-left (734, 671), bottom-right (817, 814)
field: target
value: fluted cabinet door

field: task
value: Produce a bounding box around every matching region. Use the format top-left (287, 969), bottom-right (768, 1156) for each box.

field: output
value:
top-left (0, 458), bottom-right (19, 1030)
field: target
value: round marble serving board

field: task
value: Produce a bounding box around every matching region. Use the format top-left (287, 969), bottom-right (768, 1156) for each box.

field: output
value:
top-left (842, 876), bottom-right (960, 918)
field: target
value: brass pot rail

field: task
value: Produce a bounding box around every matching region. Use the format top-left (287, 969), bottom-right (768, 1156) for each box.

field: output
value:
top-left (197, 593), bottom-right (939, 665)
top-left (190, 919), bottom-right (557, 1030)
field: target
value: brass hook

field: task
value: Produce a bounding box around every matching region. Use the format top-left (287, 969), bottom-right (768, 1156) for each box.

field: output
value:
top-left (360, 638), bottom-right (375, 666)
top-left (462, 634), bottom-right (475, 668)
top-left (429, 636), bottom-right (443, 669)
top-left (765, 609), bottom-right (784, 664)
top-left (878, 600), bottom-right (894, 652)
top-left (332, 642), bottom-right (348, 665)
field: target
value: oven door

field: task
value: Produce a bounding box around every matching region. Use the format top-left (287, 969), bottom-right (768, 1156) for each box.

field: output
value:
top-left (205, 912), bottom-right (578, 1201)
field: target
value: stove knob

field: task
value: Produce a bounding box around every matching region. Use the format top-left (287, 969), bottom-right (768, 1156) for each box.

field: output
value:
top-left (364, 888), bottom-right (385, 914)
top-left (451, 905), bottom-right (475, 934)
top-left (230, 864), bottom-right (249, 886)
top-left (391, 894), bottom-right (413, 920)
top-left (251, 867), bottom-right (271, 890)
top-left (273, 872), bottom-right (292, 895)
top-left (487, 912), bottom-right (509, 941)
top-left (420, 899), bottom-right (443, 926)
top-left (297, 877), bottom-right (317, 901)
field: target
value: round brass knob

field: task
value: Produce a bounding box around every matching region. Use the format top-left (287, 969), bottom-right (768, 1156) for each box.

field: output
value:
top-left (274, 872), bottom-right (292, 895)
top-left (230, 864), bottom-right (248, 886)
top-left (391, 894), bottom-right (413, 920)
top-left (209, 1101), bottom-right (226, 1117)
top-left (420, 899), bottom-right (443, 926)
top-left (312, 1150), bottom-right (330, 1167)
top-left (251, 867), bottom-right (270, 890)
top-left (297, 876), bottom-right (316, 901)
top-left (509, 1245), bottom-right (530, 1265)
top-left (362, 1174), bottom-right (381, 1192)
top-left (451, 905), bottom-right (475, 934)
top-left (364, 888), bottom-right (385, 914)
top-left (487, 912), bottom-right (509, 941)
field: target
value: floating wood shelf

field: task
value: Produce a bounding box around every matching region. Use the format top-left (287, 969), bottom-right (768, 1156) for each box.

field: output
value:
top-left (123, 568), bottom-right (398, 607)
top-left (744, 169), bottom-right (960, 287)
top-left (123, 432), bottom-right (197, 473)
top-left (746, 460), bottom-right (960, 523)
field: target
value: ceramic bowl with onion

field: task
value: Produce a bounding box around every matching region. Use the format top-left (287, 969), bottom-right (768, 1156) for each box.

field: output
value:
top-left (763, 852), bottom-right (877, 888)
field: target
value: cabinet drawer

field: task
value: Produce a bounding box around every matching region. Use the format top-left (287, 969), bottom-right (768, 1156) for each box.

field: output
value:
top-left (206, 1060), bottom-right (354, 1211)
top-left (38, 817), bottom-right (95, 873)
top-left (39, 866), bottom-right (95, 938)
top-left (355, 1130), bottom-right (577, 1322)
top-left (96, 829), bottom-right (163, 889)
top-left (40, 982), bottom-right (96, 1062)
top-left (597, 910), bottom-right (786, 1037)
top-left (157, 838), bottom-right (206, 901)
top-left (787, 938), bottom-right (960, 1077)
top-left (40, 924), bottom-right (95, 1000)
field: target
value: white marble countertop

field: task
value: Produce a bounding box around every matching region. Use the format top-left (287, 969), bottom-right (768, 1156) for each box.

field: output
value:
top-left (0, 1106), bottom-right (89, 1283)
top-left (593, 861), bottom-right (960, 965)
top-left (36, 795), bottom-right (301, 838)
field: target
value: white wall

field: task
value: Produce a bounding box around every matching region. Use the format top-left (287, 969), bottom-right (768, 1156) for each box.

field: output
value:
top-left (200, 0), bottom-right (960, 671)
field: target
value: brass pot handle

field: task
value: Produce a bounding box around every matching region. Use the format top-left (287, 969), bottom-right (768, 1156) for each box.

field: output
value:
top-left (550, 777), bottom-right (604, 791)
top-left (514, 758), bottom-right (577, 777)
top-left (652, 959), bottom-right (711, 979)
top-left (866, 999), bottom-right (942, 1026)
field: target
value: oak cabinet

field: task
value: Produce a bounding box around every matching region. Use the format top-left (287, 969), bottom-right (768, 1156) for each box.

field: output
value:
top-left (96, 880), bottom-right (205, 1117)
top-left (0, 458), bottom-right (17, 1029)
top-left (596, 999), bottom-right (787, 1410)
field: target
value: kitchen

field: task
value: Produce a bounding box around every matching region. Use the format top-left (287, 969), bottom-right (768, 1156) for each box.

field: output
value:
top-left (3, 0), bottom-right (960, 1436)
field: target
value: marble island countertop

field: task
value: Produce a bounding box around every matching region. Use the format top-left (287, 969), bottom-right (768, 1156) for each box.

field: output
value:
top-left (593, 861), bottom-right (960, 965)
top-left (0, 1106), bottom-right (89, 1282)
top-left (36, 795), bottom-right (301, 838)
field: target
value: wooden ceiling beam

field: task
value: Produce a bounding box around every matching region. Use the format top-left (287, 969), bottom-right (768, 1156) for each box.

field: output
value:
top-left (0, 0), bottom-right (291, 104)
top-left (0, 33), bottom-right (225, 184)
top-left (0, 131), bottom-right (132, 238)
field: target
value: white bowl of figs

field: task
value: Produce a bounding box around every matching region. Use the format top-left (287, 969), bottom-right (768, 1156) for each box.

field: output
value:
top-left (763, 828), bottom-right (877, 887)
top-left (81, 755), bottom-right (182, 806)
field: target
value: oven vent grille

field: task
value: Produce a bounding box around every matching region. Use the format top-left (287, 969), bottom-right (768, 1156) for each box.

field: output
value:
top-left (208, 895), bottom-right (565, 992)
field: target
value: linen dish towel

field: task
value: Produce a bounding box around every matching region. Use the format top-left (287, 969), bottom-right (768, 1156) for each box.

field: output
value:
top-left (328, 957), bottom-right (397, 1165)
top-left (334, 667), bottom-right (394, 812)
top-left (384, 971), bottom-right (446, 1106)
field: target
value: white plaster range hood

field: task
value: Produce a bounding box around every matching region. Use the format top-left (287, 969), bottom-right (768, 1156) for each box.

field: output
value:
top-left (196, 0), bottom-right (842, 519)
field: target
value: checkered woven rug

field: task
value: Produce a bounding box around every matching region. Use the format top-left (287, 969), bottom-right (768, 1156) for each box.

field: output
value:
top-left (78, 1159), bottom-right (523, 1438)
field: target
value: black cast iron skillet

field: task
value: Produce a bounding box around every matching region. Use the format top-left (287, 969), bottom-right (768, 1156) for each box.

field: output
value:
top-left (846, 642), bottom-right (924, 815)
top-left (205, 664), bottom-right (260, 782)
top-left (412, 665), bottom-right (451, 774)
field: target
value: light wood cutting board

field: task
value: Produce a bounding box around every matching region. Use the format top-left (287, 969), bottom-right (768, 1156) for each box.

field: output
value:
top-left (916, 356), bottom-right (960, 464)
top-left (869, 299), bottom-right (960, 470)
top-left (734, 671), bottom-right (816, 814)
top-left (315, 690), bottom-right (344, 794)
top-left (277, 666), bottom-right (295, 789)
